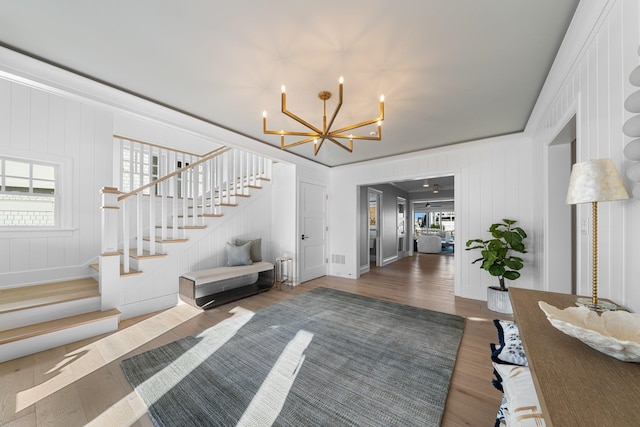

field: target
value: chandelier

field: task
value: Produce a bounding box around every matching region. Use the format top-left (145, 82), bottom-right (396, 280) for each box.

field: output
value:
top-left (262, 77), bottom-right (384, 155)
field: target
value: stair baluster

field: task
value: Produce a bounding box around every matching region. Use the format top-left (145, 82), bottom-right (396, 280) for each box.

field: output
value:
top-left (103, 146), bottom-right (271, 283)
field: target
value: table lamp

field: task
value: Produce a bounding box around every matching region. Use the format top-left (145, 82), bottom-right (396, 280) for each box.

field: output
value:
top-left (566, 158), bottom-right (629, 311)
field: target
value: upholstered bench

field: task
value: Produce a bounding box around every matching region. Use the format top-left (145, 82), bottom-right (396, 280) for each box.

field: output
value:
top-left (179, 261), bottom-right (275, 309)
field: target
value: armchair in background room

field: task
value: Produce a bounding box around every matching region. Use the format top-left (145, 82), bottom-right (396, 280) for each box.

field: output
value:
top-left (417, 234), bottom-right (441, 254)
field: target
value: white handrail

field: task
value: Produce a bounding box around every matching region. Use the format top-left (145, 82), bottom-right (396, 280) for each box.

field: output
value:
top-left (101, 146), bottom-right (272, 279)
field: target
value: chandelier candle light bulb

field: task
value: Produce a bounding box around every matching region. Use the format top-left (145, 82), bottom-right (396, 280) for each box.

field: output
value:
top-left (263, 76), bottom-right (385, 155)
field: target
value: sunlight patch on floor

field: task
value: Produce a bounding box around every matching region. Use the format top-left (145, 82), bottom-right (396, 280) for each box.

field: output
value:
top-left (238, 330), bottom-right (313, 426)
top-left (15, 303), bottom-right (203, 412)
top-left (86, 306), bottom-right (255, 426)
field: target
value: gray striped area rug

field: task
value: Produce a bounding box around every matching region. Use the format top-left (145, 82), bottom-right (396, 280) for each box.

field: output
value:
top-left (120, 287), bottom-right (465, 426)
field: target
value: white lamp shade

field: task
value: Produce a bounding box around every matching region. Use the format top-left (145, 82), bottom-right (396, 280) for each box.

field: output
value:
top-left (566, 158), bottom-right (630, 204)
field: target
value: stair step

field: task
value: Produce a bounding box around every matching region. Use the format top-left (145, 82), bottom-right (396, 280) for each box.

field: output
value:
top-left (0, 278), bottom-right (99, 315)
top-left (155, 225), bottom-right (207, 230)
top-left (178, 213), bottom-right (225, 218)
top-left (217, 203), bottom-right (238, 207)
top-left (188, 204), bottom-right (214, 209)
top-left (0, 308), bottom-right (121, 346)
top-left (90, 263), bottom-right (143, 276)
top-left (119, 249), bottom-right (168, 259)
top-left (143, 236), bottom-right (189, 244)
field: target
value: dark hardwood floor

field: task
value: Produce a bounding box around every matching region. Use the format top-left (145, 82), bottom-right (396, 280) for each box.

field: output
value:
top-left (0, 253), bottom-right (507, 426)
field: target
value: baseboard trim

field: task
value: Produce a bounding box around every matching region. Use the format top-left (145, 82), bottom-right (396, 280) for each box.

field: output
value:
top-left (382, 255), bottom-right (398, 266)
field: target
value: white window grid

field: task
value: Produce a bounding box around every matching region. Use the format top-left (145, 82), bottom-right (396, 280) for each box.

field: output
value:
top-left (0, 156), bottom-right (58, 227)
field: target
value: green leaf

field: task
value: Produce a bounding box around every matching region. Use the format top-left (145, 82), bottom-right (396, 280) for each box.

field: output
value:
top-left (489, 265), bottom-right (505, 277)
top-left (504, 259), bottom-right (523, 270)
top-left (496, 247), bottom-right (508, 258)
top-left (503, 219), bottom-right (516, 225)
top-left (503, 271), bottom-right (521, 281)
top-left (511, 243), bottom-right (526, 253)
top-left (487, 240), bottom-right (503, 251)
top-left (514, 227), bottom-right (527, 238)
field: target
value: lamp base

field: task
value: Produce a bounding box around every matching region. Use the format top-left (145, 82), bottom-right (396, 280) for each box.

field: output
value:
top-left (575, 297), bottom-right (617, 312)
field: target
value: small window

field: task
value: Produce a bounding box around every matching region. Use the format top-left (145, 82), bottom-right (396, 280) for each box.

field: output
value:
top-left (0, 157), bottom-right (58, 227)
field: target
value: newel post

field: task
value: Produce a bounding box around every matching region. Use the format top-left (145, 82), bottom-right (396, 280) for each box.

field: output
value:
top-left (100, 187), bottom-right (122, 310)
top-left (101, 187), bottom-right (120, 255)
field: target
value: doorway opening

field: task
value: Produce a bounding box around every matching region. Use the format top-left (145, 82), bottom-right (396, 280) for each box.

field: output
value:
top-left (368, 189), bottom-right (383, 267)
top-left (547, 115), bottom-right (576, 294)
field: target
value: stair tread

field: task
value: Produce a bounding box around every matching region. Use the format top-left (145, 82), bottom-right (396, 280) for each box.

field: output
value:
top-left (143, 236), bottom-right (189, 243)
top-left (0, 308), bottom-right (121, 345)
top-left (154, 225), bottom-right (207, 230)
top-left (119, 249), bottom-right (168, 259)
top-left (0, 278), bottom-right (99, 314)
top-left (90, 263), bottom-right (143, 276)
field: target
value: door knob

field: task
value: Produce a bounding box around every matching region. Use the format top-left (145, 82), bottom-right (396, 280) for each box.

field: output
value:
top-left (301, 234), bottom-right (309, 240)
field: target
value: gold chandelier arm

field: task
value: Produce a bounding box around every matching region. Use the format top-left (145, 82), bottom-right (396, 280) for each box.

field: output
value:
top-left (325, 82), bottom-right (343, 133)
top-left (330, 116), bottom-right (383, 135)
top-left (264, 113), bottom-right (320, 137)
top-left (328, 137), bottom-right (353, 153)
top-left (265, 129), bottom-right (321, 137)
top-left (282, 92), bottom-right (323, 134)
top-left (281, 136), bottom-right (319, 150)
top-left (313, 138), bottom-right (326, 155)
top-left (332, 132), bottom-right (381, 141)
top-left (329, 100), bottom-right (384, 135)
top-left (282, 109), bottom-right (323, 134)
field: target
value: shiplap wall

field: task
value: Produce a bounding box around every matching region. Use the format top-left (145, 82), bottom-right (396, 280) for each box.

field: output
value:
top-left (0, 78), bottom-right (113, 287)
top-left (328, 134), bottom-right (535, 301)
top-left (530, 0), bottom-right (640, 311)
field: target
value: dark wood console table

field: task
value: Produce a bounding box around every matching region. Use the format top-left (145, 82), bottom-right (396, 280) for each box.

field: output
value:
top-left (509, 288), bottom-right (640, 427)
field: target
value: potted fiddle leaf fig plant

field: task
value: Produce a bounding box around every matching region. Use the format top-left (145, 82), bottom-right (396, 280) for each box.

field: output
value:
top-left (465, 219), bottom-right (527, 313)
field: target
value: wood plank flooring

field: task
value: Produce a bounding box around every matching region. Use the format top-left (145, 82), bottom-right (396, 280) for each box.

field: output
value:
top-left (0, 253), bottom-right (510, 426)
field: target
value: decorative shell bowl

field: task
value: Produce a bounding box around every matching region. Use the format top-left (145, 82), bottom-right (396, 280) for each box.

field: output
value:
top-left (538, 301), bottom-right (640, 362)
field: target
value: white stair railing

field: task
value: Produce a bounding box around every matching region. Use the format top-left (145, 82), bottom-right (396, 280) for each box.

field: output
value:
top-left (100, 146), bottom-right (273, 274)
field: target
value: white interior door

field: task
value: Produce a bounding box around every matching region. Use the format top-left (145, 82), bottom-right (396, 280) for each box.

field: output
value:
top-left (299, 180), bottom-right (327, 282)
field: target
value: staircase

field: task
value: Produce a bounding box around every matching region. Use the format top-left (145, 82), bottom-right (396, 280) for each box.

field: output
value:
top-left (0, 144), bottom-right (273, 363)
top-left (0, 278), bottom-right (119, 363)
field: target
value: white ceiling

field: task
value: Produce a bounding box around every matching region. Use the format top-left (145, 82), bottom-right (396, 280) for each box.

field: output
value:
top-left (0, 1), bottom-right (579, 167)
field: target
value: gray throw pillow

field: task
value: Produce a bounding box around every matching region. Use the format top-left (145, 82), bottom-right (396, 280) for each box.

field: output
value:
top-left (225, 242), bottom-right (253, 266)
top-left (235, 238), bottom-right (262, 262)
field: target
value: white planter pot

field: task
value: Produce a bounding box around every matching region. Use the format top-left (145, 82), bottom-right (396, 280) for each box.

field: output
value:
top-left (487, 286), bottom-right (512, 314)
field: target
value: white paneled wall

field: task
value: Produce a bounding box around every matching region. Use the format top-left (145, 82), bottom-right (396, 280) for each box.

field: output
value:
top-left (0, 78), bottom-right (113, 287)
top-left (177, 189), bottom-right (274, 274)
top-left (530, 0), bottom-right (640, 311)
top-left (328, 134), bottom-right (535, 301)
